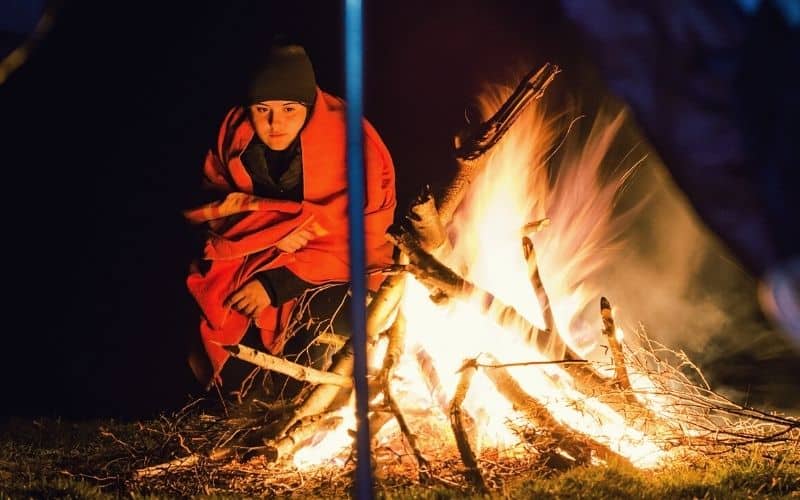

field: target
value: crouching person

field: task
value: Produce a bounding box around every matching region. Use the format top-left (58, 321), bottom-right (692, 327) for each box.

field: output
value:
top-left (184, 43), bottom-right (396, 408)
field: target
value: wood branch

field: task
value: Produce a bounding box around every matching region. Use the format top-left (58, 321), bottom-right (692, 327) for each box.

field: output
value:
top-left (133, 444), bottom-right (236, 479)
top-left (377, 312), bottom-right (431, 480)
top-left (315, 332), bottom-right (348, 349)
top-left (263, 412), bottom-right (345, 462)
top-left (600, 297), bottom-right (633, 391)
top-left (437, 157), bottom-right (485, 226)
top-left (221, 343), bottom-right (353, 388)
top-left (519, 233), bottom-right (618, 399)
top-left (380, 310), bottom-right (406, 379)
top-left (276, 342), bottom-right (355, 437)
top-left (449, 359), bottom-right (488, 493)
top-left (366, 272), bottom-right (406, 341)
top-left (522, 235), bottom-right (558, 340)
top-left (390, 224), bottom-right (656, 422)
top-left (479, 354), bottom-right (632, 467)
top-left (443, 63), bottom-right (561, 222)
top-left (406, 185), bottom-right (448, 252)
top-left (134, 454), bottom-right (201, 479)
top-left (412, 344), bottom-right (452, 415)
top-left (367, 410), bottom-right (394, 438)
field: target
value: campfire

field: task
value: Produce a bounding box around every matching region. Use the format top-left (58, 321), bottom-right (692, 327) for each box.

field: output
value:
top-left (135, 65), bottom-right (799, 493)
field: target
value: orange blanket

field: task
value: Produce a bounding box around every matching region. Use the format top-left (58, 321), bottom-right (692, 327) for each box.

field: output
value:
top-left (186, 88), bottom-right (396, 383)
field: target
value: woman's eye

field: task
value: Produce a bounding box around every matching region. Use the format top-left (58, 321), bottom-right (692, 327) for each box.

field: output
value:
top-left (284, 106), bottom-right (296, 113)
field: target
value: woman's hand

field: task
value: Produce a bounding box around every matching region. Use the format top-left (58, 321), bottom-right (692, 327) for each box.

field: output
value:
top-left (224, 280), bottom-right (271, 319)
top-left (275, 228), bottom-right (316, 253)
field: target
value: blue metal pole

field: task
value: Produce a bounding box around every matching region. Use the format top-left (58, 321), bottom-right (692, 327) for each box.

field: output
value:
top-left (344, 0), bottom-right (374, 498)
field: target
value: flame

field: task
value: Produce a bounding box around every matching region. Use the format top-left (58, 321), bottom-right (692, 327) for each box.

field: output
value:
top-left (295, 79), bottom-right (675, 469)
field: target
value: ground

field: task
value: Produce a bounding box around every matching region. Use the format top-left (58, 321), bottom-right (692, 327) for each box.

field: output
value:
top-left (1, 415), bottom-right (797, 499)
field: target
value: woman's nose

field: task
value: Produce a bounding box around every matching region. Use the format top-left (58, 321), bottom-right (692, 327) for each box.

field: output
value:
top-left (267, 111), bottom-right (283, 127)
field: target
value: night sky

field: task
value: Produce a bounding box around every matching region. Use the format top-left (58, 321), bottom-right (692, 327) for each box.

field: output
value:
top-left (2, 1), bottom-right (796, 421)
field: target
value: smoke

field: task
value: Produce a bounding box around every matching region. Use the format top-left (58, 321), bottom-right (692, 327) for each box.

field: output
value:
top-left (583, 109), bottom-right (800, 411)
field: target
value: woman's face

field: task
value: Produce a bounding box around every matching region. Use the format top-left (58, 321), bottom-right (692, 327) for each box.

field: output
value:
top-left (249, 100), bottom-right (308, 150)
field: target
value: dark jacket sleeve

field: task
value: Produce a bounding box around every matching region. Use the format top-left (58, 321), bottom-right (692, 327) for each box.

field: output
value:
top-left (255, 267), bottom-right (316, 305)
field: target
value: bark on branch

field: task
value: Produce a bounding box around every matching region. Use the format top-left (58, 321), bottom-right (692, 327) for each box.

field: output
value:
top-left (222, 343), bottom-right (353, 388)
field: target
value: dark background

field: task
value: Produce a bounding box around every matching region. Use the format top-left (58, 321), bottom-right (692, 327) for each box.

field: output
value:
top-left (1, 1), bottom-right (797, 420)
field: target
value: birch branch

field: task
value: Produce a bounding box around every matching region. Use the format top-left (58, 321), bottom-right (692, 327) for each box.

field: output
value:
top-left (221, 343), bottom-right (352, 388)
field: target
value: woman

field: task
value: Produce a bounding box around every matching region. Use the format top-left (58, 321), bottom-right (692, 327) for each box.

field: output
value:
top-left (184, 44), bottom-right (397, 402)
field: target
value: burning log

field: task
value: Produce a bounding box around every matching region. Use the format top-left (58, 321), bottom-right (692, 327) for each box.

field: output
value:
top-left (478, 354), bottom-right (632, 468)
top-left (377, 312), bottom-right (431, 480)
top-left (449, 359), bottom-right (488, 493)
top-left (412, 344), bottom-right (452, 416)
top-left (379, 310), bottom-right (406, 382)
top-left (442, 63), bottom-right (561, 224)
top-left (263, 412), bottom-right (345, 462)
top-left (221, 343), bottom-right (353, 389)
top-left (522, 232), bottom-right (556, 336)
top-left (600, 297), bottom-right (633, 392)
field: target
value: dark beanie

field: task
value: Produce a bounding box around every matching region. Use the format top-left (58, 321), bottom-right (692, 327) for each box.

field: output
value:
top-left (246, 45), bottom-right (317, 106)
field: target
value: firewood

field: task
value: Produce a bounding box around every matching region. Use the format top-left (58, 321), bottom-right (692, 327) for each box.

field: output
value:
top-left (522, 235), bottom-right (557, 336)
top-left (412, 344), bottom-right (451, 415)
top-left (449, 359), bottom-right (488, 493)
top-left (134, 454), bottom-right (201, 479)
top-left (221, 343), bottom-right (353, 388)
top-left (601, 297), bottom-right (633, 391)
top-left (378, 312), bottom-right (431, 480)
top-left (366, 272), bottom-right (406, 341)
top-left (406, 185), bottom-right (447, 252)
top-left (263, 412), bottom-right (345, 462)
top-left (276, 343), bottom-right (355, 438)
top-left (444, 63), bottom-right (561, 223)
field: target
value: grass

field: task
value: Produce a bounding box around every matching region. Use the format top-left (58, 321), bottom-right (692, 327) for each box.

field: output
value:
top-left (0, 416), bottom-right (797, 499)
